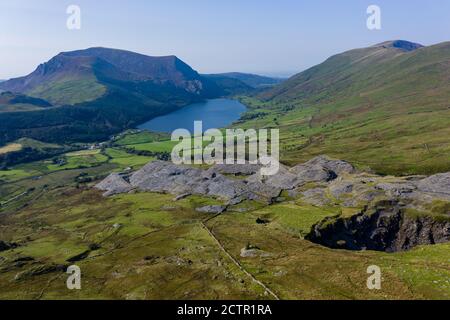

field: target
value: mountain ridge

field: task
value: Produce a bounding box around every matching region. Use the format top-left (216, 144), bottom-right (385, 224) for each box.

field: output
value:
top-left (242, 40), bottom-right (450, 175)
top-left (0, 47), bottom-right (228, 145)
top-left (0, 47), bottom-right (220, 106)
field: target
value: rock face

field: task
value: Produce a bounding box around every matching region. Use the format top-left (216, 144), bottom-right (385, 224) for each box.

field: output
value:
top-left (95, 155), bottom-right (450, 251)
top-left (293, 155), bottom-right (355, 176)
top-left (95, 173), bottom-right (133, 197)
top-left (95, 156), bottom-right (355, 204)
top-left (128, 161), bottom-right (250, 201)
top-left (195, 205), bottom-right (227, 214)
top-left (416, 173), bottom-right (450, 195)
top-left (207, 163), bottom-right (261, 176)
top-left (307, 201), bottom-right (450, 252)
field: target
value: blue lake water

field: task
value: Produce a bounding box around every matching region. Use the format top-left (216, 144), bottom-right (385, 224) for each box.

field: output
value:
top-left (138, 98), bottom-right (247, 133)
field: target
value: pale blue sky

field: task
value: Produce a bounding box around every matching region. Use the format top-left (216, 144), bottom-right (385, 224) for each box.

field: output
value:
top-left (1, 0), bottom-right (449, 79)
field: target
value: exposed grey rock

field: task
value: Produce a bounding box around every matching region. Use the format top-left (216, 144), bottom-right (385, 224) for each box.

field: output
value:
top-left (240, 247), bottom-right (270, 258)
top-left (375, 182), bottom-right (416, 198)
top-left (291, 164), bottom-right (336, 184)
top-left (307, 200), bottom-right (450, 252)
top-left (247, 164), bottom-right (299, 190)
top-left (207, 163), bottom-right (261, 176)
top-left (95, 173), bottom-right (133, 196)
top-left (173, 193), bottom-right (191, 201)
top-left (95, 157), bottom-right (450, 222)
top-left (416, 173), bottom-right (450, 195)
top-left (195, 205), bottom-right (227, 214)
top-left (304, 155), bottom-right (355, 175)
top-left (329, 180), bottom-right (354, 198)
top-left (244, 180), bottom-right (282, 202)
top-left (129, 161), bottom-right (249, 201)
top-left (301, 188), bottom-right (331, 206)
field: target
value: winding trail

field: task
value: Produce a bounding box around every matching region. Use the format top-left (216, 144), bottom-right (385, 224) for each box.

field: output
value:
top-left (200, 219), bottom-right (280, 300)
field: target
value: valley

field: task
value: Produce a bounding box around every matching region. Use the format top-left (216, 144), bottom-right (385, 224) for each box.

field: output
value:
top-left (0, 40), bottom-right (449, 300)
top-left (0, 129), bottom-right (449, 300)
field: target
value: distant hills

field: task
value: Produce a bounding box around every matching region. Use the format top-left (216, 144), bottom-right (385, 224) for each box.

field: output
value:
top-left (0, 47), bottom-right (222, 106)
top-left (214, 72), bottom-right (285, 88)
top-left (2, 40), bottom-right (449, 175)
top-left (203, 72), bottom-right (285, 93)
top-left (0, 48), bottom-right (283, 146)
top-left (248, 40), bottom-right (450, 174)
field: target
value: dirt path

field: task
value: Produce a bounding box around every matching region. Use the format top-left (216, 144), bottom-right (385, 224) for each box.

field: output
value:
top-left (200, 220), bottom-right (280, 300)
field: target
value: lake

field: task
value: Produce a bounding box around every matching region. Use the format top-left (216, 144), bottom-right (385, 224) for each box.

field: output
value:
top-left (138, 98), bottom-right (247, 133)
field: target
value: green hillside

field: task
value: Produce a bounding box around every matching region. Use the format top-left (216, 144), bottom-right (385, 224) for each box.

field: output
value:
top-left (0, 92), bottom-right (52, 113)
top-left (0, 48), bottom-right (228, 146)
top-left (217, 72), bottom-right (285, 88)
top-left (240, 41), bottom-right (450, 175)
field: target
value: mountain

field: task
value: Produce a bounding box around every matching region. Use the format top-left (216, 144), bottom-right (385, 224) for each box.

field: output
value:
top-left (0, 47), bottom-right (221, 106)
top-left (0, 48), bottom-right (226, 145)
top-left (205, 72), bottom-right (284, 89)
top-left (247, 40), bottom-right (450, 175)
top-left (202, 74), bottom-right (254, 95)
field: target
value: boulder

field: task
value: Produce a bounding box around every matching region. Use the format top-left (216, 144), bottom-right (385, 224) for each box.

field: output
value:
top-left (329, 180), bottom-right (354, 198)
top-left (416, 173), bottom-right (450, 195)
top-left (301, 155), bottom-right (356, 175)
top-left (95, 173), bottom-right (133, 196)
top-left (195, 205), bottom-right (227, 214)
top-left (301, 188), bottom-right (331, 206)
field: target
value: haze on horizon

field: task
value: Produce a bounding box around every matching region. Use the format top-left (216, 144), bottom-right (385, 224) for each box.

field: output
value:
top-left (1, 0), bottom-right (450, 79)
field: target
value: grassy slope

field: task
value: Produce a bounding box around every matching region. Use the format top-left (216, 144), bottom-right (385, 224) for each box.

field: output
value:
top-left (1, 185), bottom-right (448, 299)
top-left (28, 75), bottom-right (106, 106)
top-left (1, 131), bottom-right (449, 300)
top-left (240, 42), bottom-right (450, 175)
top-left (0, 144), bottom-right (22, 155)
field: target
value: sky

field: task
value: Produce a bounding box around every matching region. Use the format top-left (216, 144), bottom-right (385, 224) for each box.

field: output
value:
top-left (1, 0), bottom-right (450, 79)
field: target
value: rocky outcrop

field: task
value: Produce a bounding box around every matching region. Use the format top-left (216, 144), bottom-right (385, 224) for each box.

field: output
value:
top-left (207, 163), bottom-right (262, 176)
top-left (94, 156), bottom-right (450, 250)
top-left (292, 155), bottom-right (355, 176)
top-left (14, 264), bottom-right (67, 281)
top-left (95, 157), bottom-right (450, 225)
top-left (128, 161), bottom-right (251, 201)
top-left (196, 205), bottom-right (227, 214)
top-left (95, 156), bottom-right (356, 205)
top-left (416, 173), bottom-right (450, 195)
top-left (95, 173), bottom-right (133, 196)
top-left (306, 201), bottom-right (450, 252)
